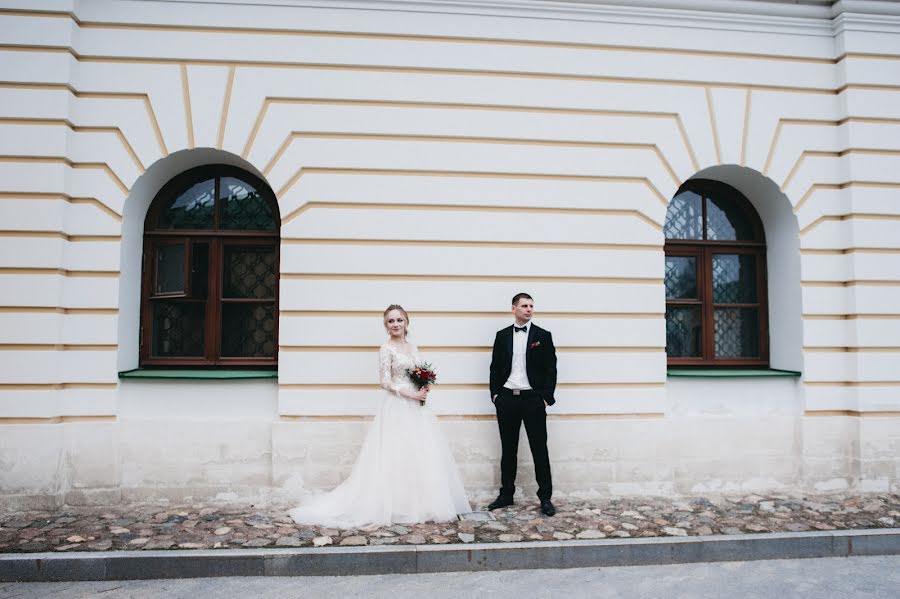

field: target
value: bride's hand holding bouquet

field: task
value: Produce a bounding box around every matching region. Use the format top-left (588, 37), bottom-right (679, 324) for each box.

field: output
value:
top-left (407, 362), bottom-right (437, 406)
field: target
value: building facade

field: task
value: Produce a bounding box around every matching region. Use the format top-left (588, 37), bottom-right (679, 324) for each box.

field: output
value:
top-left (1, 0), bottom-right (899, 508)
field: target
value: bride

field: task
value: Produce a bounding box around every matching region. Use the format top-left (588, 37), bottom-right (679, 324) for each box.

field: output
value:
top-left (288, 304), bottom-right (472, 528)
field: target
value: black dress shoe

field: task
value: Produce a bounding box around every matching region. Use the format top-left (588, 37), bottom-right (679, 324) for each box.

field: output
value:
top-left (540, 499), bottom-right (556, 517)
top-left (487, 496), bottom-right (514, 510)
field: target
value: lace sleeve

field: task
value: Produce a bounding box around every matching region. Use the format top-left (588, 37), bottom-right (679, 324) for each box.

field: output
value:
top-left (379, 345), bottom-right (400, 395)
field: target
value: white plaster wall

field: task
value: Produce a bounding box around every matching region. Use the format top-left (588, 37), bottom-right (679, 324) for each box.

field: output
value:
top-left (667, 377), bottom-right (805, 493)
top-left (0, 0), bottom-right (899, 504)
top-left (116, 379), bottom-right (278, 502)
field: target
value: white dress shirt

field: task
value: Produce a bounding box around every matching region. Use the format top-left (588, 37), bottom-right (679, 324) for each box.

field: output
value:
top-left (504, 322), bottom-right (532, 391)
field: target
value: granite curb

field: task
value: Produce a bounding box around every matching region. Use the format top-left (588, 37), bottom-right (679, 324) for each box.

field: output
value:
top-left (2, 528), bottom-right (899, 582)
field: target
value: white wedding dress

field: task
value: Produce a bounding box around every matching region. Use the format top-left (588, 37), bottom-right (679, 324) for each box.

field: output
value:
top-left (288, 343), bottom-right (472, 528)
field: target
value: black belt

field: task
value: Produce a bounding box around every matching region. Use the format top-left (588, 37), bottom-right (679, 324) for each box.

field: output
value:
top-left (503, 388), bottom-right (536, 396)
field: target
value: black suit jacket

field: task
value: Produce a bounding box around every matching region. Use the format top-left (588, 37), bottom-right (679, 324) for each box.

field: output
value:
top-left (490, 323), bottom-right (558, 406)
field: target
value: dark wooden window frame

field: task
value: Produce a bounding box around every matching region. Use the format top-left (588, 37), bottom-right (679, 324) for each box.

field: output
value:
top-left (140, 165), bottom-right (280, 368)
top-left (665, 179), bottom-right (769, 367)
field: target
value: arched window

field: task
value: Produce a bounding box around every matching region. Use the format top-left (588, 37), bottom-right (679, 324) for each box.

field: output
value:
top-left (664, 179), bottom-right (768, 367)
top-left (140, 165), bottom-right (279, 368)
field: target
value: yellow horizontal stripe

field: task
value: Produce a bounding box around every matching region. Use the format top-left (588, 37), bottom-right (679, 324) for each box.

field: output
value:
top-left (0, 383), bottom-right (117, 390)
top-left (0, 307), bottom-right (660, 319)
top-left (781, 151), bottom-right (841, 190)
top-left (800, 248), bottom-right (900, 255)
top-left (0, 415), bottom-right (117, 424)
top-left (801, 280), bottom-right (900, 287)
top-left (0, 43), bottom-right (856, 96)
top-left (277, 170), bottom-right (667, 218)
top-left (13, 8), bottom-right (900, 68)
top-left (0, 44), bottom-right (841, 95)
top-left (545, 413), bottom-right (664, 421)
top-left (803, 347), bottom-right (900, 353)
top-left (280, 273), bottom-right (662, 284)
top-left (0, 267), bottom-right (119, 277)
top-left (799, 213), bottom-right (900, 236)
top-left (0, 307), bottom-right (119, 315)
top-left (0, 230), bottom-right (120, 242)
top-left (69, 90), bottom-right (167, 156)
top-left (268, 96), bottom-right (680, 118)
top-left (263, 131), bottom-right (680, 189)
top-left (281, 238), bottom-right (661, 251)
top-left (841, 53), bottom-right (900, 62)
top-left (68, 235), bottom-right (121, 242)
top-left (0, 192), bottom-right (122, 222)
top-left (0, 117), bottom-right (69, 126)
top-left (787, 148), bottom-right (900, 193)
top-left (280, 413), bottom-right (664, 422)
top-left (279, 382), bottom-right (663, 390)
top-left (242, 96), bottom-right (699, 168)
top-left (279, 310), bottom-right (662, 318)
top-left (804, 410), bottom-right (900, 418)
top-left (794, 181), bottom-right (900, 214)
top-left (763, 120), bottom-right (872, 176)
top-left (804, 381), bottom-right (900, 387)
top-left (0, 344), bottom-right (117, 351)
top-left (280, 415), bottom-right (374, 422)
top-left (0, 117), bottom-right (144, 172)
top-left (4, 44), bottom-right (898, 96)
top-left (70, 17), bottom-right (838, 65)
top-left (765, 118), bottom-right (900, 175)
top-left (0, 155), bottom-right (129, 195)
top-left (280, 199), bottom-right (663, 230)
top-left (445, 413), bottom-right (665, 421)
top-left (802, 314), bottom-right (900, 320)
top-left (279, 345), bottom-right (663, 353)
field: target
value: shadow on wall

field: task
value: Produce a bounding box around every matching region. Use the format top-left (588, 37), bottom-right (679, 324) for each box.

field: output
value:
top-left (689, 165), bottom-right (803, 373)
top-left (116, 149), bottom-right (270, 372)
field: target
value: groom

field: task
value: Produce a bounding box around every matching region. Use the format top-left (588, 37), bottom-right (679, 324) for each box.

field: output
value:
top-left (488, 292), bottom-right (557, 516)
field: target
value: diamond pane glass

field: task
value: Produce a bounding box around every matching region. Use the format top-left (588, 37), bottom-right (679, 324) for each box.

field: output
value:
top-left (714, 308), bottom-right (759, 358)
top-left (664, 191), bottom-right (703, 240)
top-left (221, 303), bottom-right (276, 357)
top-left (157, 179), bottom-right (215, 230)
top-left (665, 255), bottom-right (697, 299)
top-left (713, 254), bottom-right (757, 304)
top-left (155, 244), bottom-right (184, 294)
top-left (707, 196), bottom-right (755, 241)
top-left (666, 307), bottom-right (701, 357)
top-left (151, 302), bottom-right (205, 357)
top-left (223, 246), bottom-right (277, 299)
top-left (219, 177), bottom-right (276, 231)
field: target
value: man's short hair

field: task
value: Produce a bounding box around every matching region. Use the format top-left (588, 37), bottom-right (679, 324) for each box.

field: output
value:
top-left (511, 292), bottom-right (533, 306)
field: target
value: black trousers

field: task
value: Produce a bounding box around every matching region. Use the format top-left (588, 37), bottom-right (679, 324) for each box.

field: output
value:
top-left (495, 388), bottom-right (552, 501)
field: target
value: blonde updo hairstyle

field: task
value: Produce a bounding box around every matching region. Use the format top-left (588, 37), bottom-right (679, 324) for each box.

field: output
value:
top-left (383, 304), bottom-right (410, 338)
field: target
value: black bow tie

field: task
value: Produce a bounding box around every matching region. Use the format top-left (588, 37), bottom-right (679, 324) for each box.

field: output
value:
top-left (514, 325), bottom-right (528, 333)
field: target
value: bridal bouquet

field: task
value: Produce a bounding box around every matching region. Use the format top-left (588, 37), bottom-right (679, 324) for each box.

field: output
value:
top-left (406, 362), bottom-right (437, 406)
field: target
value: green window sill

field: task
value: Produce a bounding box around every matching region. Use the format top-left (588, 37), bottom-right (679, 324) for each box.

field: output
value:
top-left (118, 369), bottom-right (278, 380)
top-left (667, 368), bottom-right (801, 378)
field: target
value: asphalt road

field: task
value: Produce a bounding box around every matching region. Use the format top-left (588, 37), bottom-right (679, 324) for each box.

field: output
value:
top-left (2, 555), bottom-right (898, 598)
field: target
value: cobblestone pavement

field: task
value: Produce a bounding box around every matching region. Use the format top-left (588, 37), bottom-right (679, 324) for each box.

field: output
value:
top-left (1, 492), bottom-right (898, 553)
